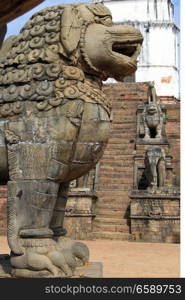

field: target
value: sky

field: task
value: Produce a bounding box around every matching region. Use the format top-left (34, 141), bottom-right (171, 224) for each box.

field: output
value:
top-left (5, 0), bottom-right (180, 38)
top-left (173, 0), bottom-right (180, 26)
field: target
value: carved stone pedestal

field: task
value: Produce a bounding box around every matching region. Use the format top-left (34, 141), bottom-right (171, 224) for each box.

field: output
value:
top-left (64, 188), bottom-right (97, 240)
top-left (0, 255), bottom-right (11, 278)
top-left (130, 191), bottom-right (180, 243)
top-left (0, 254), bottom-right (103, 278)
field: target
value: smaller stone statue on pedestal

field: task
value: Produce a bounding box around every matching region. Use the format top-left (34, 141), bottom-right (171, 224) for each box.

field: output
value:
top-left (144, 147), bottom-right (166, 191)
top-left (142, 82), bottom-right (165, 140)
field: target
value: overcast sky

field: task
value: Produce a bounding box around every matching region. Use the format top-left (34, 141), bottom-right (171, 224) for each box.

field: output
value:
top-left (5, 0), bottom-right (180, 38)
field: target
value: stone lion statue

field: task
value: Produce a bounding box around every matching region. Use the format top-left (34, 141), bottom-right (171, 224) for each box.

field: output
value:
top-left (0, 2), bottom-right (142, 277)
top-left (142, 102), bottom-right (165, 139)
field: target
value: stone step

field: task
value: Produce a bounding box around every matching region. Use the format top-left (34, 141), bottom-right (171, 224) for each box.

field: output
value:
top-left (93, 223), bottom-right (128, 233)
top-left (93, 231), bottom-right (130, 240)
top-left (96, 193), bottom-right (128, 198)
top-left (95, 206), bottom-right (128, 212)
top-left (0, 195), bottom-right (7, 200)
top-left (95, 211), bottom-right (125, 218)
top-left (95, 206), bottom-right (124, 211)
top-left (101, 166), bottom-right (132, 172)
top-left (94, 218), bottom-right (128, 225)
top-left (110, 86), bottom-right (146, 92)
top-left (96, 203), bottom-right (125, 210)
top-left (96, 201), bottom-right (129, 207)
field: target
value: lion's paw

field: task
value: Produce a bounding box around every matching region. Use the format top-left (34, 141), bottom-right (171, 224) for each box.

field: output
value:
top-left (56, 236), bottom-right (89, 267)
top-left (10, 237), bottom-right (89, 277)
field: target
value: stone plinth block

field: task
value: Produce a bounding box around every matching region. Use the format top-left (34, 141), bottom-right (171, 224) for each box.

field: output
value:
top-left (130, 191), bottom-right (180, 243)
top-left (64, 188), bottom-right (97, 240)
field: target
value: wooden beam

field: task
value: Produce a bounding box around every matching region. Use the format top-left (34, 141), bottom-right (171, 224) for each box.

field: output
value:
top-left (0, 0), bottom-right (44, 25)
top-left (0, 23), bottom-right (7, 48)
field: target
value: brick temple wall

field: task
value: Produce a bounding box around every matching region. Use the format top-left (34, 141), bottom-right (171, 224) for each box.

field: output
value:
top-left (0, 83), bottom-right (180, 237)
top-left (164, 101), bottom-right (180, 185)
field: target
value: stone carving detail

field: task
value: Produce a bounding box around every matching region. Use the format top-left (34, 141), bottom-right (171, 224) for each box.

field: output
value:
top-left (131, 81), bottom-right (179, 243)
top-left (143, 105), bottom-right (163, 139)
top-left (134, 148), bottom-right (175, 192)
top-left (144, 148), bottom-right (166, 191)
top-left (0, 3), bottom-right (142, 277)
top-left (137, 82), bottom-right (166, 141)
top-left (142, 103), bottom-right (164, 140)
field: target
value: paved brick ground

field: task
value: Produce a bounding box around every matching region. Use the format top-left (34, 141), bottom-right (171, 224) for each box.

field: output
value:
top-left (0, 236), bottom-right (179, 278)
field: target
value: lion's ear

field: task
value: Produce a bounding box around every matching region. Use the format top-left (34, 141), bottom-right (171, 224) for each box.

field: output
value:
top-left (0, 35), bottom-right (16, 59)
top-left (61, 6), bottom-right (81, 55)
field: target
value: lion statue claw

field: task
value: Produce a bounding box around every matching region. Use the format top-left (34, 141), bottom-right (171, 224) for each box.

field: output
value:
top-left (10, 237), bottom-right (89, 277)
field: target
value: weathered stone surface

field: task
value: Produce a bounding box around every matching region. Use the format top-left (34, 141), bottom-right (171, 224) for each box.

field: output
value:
top-left (0, 254), bottom-right (102, 278)
top-left (131, 218), bottom-right (180, 243)
top-left (0, 254), bottom-right (11, 278)
top-left (136, 83), bottom-right (167, 143)
top-left (130, 190), bottom-right (180, 243)
top-left (64, 188), bottom-right (97, 240)
top-left (133, 149), bottom-right (174, 191)
top-left (0, 3), bottom-right (142, 276)
top-left (129, 82), bottom-right (180, 243)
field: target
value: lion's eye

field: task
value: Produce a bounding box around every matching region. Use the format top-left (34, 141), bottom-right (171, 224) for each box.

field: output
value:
top-left (99, 16), bottom-right (112, 26)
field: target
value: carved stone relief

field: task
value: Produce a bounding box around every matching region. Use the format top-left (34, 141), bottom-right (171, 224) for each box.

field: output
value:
top-left (136, 83), bottom-right (167, 143)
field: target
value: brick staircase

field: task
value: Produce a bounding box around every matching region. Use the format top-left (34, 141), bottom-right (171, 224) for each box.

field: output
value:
top-left (92, 83), bottom-right (148, 240)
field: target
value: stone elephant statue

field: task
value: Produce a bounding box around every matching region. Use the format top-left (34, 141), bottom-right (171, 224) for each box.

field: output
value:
top-left (0, 2), bottom-right (143, 277)
top-left (145, 148), bottom-right (166, 190)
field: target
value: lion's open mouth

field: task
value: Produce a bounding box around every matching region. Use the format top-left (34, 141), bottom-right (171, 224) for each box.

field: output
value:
top-left (82, 22), bottom-right (143, 79)
top-left (112, 42), bottom-right (141, 58)
top-left (148, 108), bottom-right (157, 114)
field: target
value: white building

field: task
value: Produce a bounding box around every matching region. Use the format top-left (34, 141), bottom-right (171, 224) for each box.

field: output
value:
top-left (94, 0), bottom-right (180, 99)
